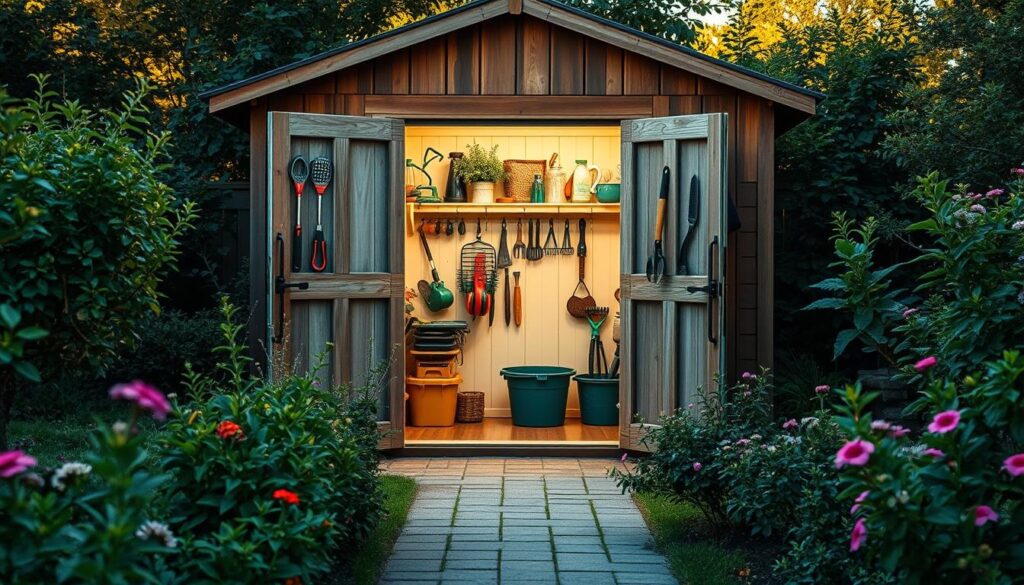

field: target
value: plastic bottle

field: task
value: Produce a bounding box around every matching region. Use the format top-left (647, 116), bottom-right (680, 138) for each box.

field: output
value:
top-left (531, 174), bottom-right (545, 203)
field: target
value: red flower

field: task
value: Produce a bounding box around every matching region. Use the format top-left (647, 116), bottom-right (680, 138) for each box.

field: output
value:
top-left (284, 578), bottom-right (303, 585)
top-left (216, 420), bottom-right (244, 440)
top-left (273, 489), bottom-right (300, 506)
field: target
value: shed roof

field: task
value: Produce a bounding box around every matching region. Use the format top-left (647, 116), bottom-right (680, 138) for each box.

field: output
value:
top-left (201, 0), bottom-right (823, 118)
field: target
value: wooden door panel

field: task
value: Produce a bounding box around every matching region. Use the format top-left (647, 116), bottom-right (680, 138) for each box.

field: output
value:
top-left (268, 112), bottom-right (406, 449)
top-left (620, 113), bottom-right (728, 452)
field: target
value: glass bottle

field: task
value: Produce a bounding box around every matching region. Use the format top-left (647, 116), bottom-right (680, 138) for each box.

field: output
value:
top-left (545, 159), bottom-right (566, 203)
top-left (531, 174), bottom-right (545, 203)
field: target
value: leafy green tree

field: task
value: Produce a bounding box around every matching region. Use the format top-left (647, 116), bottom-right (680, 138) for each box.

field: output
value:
top-left (884, 0), bottom-right (1024, 187)
top-left (564, 0), bottom-right (733, 45)
top-left (0, 78), bottom-right (194, 447)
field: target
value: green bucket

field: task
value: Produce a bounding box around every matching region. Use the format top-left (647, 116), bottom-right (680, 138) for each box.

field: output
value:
top-left (500, 366), bottom-right (576, 427)
top-left (575, 375), bottom-right (620, 426)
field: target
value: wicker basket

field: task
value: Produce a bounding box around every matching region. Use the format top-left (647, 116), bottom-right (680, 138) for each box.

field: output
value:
top-left (455, 391), bottom-right (485, 423)
top-left (503, 160), bottom-right (546, 202)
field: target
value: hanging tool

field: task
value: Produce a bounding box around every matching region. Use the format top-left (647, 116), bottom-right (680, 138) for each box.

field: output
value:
top-left (543, 219), bottom-right (559, 256)
top-left (677, 175), bottom-right (700, 275)
top-left (513, 218), bottom-right (526, 259)
top-left (446, 218), bottom-right (454, 236)
top-left (513, 271), bottom-right (522, 326)
top-left (458, 217), bottom-right (466, 236)
top-left (465, 253), bottom-right (492, 319)
top-left (417, 226), bottom-right (454, 312)
top-left (585, 306), bottom-right (610, 376)
top-left (273, 233), bottom-right (308, 344)
top-left (566, 219), bottom-right (595, 318)
top-left (525, 219), bottom-right (540, 262)
top-left (560, 220), bottom-right (573, 255)
top-left (646, 166), bottom-right (670, 283)
top-left (289, 156), bottom-right (308, 272)
top-left (497, 219), bottom-right (512, 328)
top-left (309, 156), bottom-right (333, 272)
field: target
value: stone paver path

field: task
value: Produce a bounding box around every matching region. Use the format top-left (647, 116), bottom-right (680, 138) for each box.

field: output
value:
top-left (378, 458), bottom-right (677, 585)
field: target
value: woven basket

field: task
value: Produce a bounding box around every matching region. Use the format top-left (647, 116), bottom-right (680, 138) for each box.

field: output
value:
top-left (503, 160), bottom-right (546, 202)
top-left (455, 391), bottom-right (485, 423)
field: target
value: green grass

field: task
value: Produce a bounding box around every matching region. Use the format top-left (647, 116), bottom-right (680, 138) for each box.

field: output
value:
top-left (8, 417), bottom-right (98, 466)
top-left (332, 474), bottom-right (417, 585)
top-left (634, 492), bottom-right (749, 585)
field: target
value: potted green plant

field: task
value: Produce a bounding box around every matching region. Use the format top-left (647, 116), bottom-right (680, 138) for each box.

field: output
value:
top-left (454, 143), bottom-right (505, 203)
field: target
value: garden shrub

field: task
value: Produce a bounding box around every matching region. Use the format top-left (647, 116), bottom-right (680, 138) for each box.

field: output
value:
top-left (834, 353), bottom-right (1024, 583)
top-left (0, 77), bottom-right (195, 447)
top-left (157, 300), bottom-right (385, 583)
top-left (0, 384), bottom-right (179, 584)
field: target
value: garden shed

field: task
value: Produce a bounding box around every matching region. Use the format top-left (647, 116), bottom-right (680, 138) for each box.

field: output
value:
top-left (201, 0), bottom-right (820, 453)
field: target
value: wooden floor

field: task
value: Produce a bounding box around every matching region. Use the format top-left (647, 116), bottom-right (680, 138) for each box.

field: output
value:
top-left (406, 417), bottom-right (618, 444)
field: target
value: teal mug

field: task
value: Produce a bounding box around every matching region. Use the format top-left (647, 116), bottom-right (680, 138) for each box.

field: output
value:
top-left (594, 183), bottom-right (620, 203)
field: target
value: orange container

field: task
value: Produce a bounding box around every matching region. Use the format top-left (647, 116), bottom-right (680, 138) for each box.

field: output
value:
top-left (415, 358), bottom-right (458, 378)
top-left (406, 374), bottom-right (462, 427)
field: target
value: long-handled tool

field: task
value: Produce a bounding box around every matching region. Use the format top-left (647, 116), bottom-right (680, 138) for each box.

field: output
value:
top-left (513, 271), bottom-right (522, 326)
top-left (513, 219), bottom-right (526, 259)
top-left (646, 166), bottom-right (670, 283)
top-left (497, 219), bottom-right (512, 327)
top-left (418, 226), bottom-right (454, 312)
top-left (567, 218), bottom-right (595, 318)
top-left (585, 306), bottom-right (610, 376)
top-left (309, 156), bottom-right (333, 272)
top-left (560, 220), bottom-right (573, 255)
top-left (289, 156), bottom-right (309, 272)
top-left (677, 175), bottom-right (700, 275)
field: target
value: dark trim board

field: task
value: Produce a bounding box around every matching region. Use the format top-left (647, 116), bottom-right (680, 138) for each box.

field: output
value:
top-left (391, 444), bottom-right (623, 457)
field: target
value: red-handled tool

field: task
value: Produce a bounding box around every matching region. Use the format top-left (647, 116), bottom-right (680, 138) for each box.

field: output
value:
top-left (289, 156), bottom-right (308, 272)
top-left (309, 156), bottom-right (333, 272)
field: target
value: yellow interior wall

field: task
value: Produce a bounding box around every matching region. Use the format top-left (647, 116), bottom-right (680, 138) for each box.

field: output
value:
top-left (405, 125), bottom-right (621, 419)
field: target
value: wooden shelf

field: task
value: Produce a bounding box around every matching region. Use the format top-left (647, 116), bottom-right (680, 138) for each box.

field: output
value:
top-left (406, 202), bottom-right (619, 233)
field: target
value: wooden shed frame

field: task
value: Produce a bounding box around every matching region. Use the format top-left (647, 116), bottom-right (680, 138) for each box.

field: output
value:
top-left (202, 0), bottom-right (820, 451)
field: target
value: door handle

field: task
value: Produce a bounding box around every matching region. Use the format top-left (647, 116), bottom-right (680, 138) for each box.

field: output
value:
top-left (685, 236), bottom-right (719, 344)
top-left (273, 232), bottom-right (309, 344)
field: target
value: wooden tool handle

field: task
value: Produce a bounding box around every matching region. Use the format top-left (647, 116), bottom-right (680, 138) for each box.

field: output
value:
top-left (654, 197), bottom-right (667, 241)
top-left (513, 272), bottom-right (522, 327)
top-left (578, 255), bottom-right (586, 281)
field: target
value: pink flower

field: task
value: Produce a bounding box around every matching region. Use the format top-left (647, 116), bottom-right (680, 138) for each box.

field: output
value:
top-left (850, 490), bottom-right (870, 514)
top-left (109, 381), bottom-right (171, 420)
top-left (692, 462), bottom-right (702, 472)
top-left (927, 410), bottom-right (961, 434)
top-left (620, 452), bottom-right (628, 463)
top-left (850, 518), bottom-right (867, 551)
top-left (902, 307), bottom-right (918, 319)
top-left (741, 371), bottom-right (755, 380)
top-left (970, 204), bottom-right (986, 214)
top-left (1011, 167), bottom-right (1024, 176)
top-left (985, 188), bottom-right (1004, 198)
top-left (1002, 453), bottom-right (1024, 477)
top-left (914, 356), bottom-right (938, 372)
top-left (783, 418), bottom-right (798, 430)
top-left (0, 450), bottom-right (37, 478)
top-left (922, 448), bottom-right (945, 458)
top-left (975, 505), bottom-right (999, 526)
top-left (736, 438), bottom-right (752, 446)
top-left (870, 420), bottom-right (891, 432)
top-left (888, 425), bottom-right (910, 438)
top-left (814, 384), bottom-right (830, 394)
top-left (835, 439), bottom-right (875, 469)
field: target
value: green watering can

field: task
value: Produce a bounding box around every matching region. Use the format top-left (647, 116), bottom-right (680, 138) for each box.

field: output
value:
top-left (417, 227), bottom-right (454, 312)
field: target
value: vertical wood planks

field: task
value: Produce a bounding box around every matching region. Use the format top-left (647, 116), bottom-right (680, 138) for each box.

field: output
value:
top-left (549, 27), bottom-right (585, 95)
top-left (623, 52), bottom-right (659, 95)
top-left (373, 49), bottom-right (410, 95)
top-left (517, 18), bottom-right (550, 94)
top-left (447, 26), bottom-right (480, 95)
top-left (410, 37), bottom-right (447, 95)
top-left (480, 17), bottom-right (517, 94)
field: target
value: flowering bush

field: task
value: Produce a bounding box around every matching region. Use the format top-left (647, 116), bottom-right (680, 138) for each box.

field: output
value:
top-left (0, 392), bottom-right (178, 583)
top-left (157, 301), bottom-right (385, 583)
top-left (807, 170), bottom-right (1024, 379)
top-left (835, 352), bottom-right (1024, 582)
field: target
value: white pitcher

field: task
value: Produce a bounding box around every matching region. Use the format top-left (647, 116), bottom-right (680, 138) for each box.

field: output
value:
top-left (571, 160), bottom-right (600, 203)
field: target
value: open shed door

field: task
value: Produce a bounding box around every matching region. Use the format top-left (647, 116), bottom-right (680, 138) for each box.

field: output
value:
top-left (619, 114), bottom-right (728, 452)
top-left (267, 112), bottom-right (406, 449)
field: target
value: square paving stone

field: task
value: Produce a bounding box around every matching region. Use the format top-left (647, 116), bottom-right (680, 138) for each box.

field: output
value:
top-left (444, 549), bottom-right (498, 561)
top-left (557, 571), bottom-right (617, 585)
top-left (501, 560), bottom-right (555, 573)
top-left (381, 571), bottom-right (443, 581)
top-left (554, 553), bottom-right (613, 571)
top-left (386, 559), bottom-right (443, 572)
top-left (500, 548), bottom-right (555, 561)
top-left (613, 572), bottom-right (677, 584)
top-left (443, 558), bottom-right (498, 571)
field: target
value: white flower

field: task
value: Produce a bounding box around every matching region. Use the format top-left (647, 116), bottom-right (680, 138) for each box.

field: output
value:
top-left (135, 521), bottom-right (178, 548)
top-left (1012, 220), bottom-right (1024, 231)
top-left (51, 462), bottom-right (92, 491)
top-left (800, 417), bottom-right (820, 429)
top-left (112, 421), bottom-right (128, 435)
top-left (766, 445), bottom-right (777, 453)
top-left (750, 434), bottom-right (763, 441)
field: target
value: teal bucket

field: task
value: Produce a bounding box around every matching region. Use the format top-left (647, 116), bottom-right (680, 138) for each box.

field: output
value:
top-left (500, 366), bottom-right (576, 427)
top-left (575, 375), bottom-right (620, 426)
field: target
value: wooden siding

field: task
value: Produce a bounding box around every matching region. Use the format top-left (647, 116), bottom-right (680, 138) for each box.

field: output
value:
top-left (249, 13), bottom-right (776, 381)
